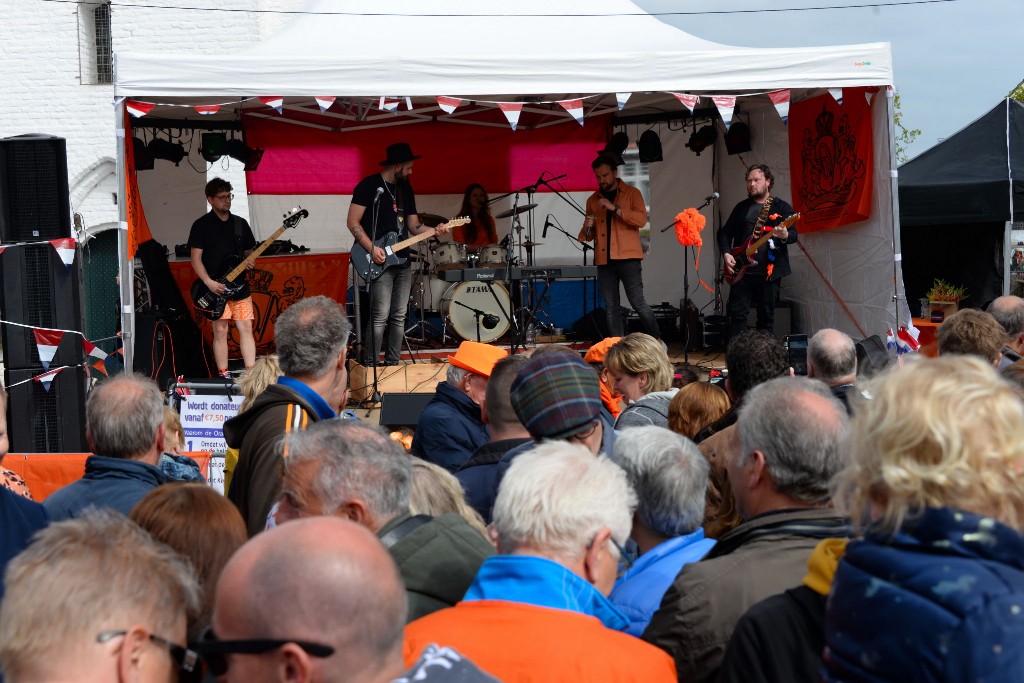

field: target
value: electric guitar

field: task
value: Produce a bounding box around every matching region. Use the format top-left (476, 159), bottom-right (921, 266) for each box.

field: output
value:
top-left (351, 217), bottom-right (471, 282)
top-left (724, 212), bottom-right (801, 285)
top-left (190, 207), bottom-right (309, 320)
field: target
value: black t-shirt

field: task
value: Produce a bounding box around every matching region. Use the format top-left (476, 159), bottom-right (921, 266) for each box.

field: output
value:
top-left (718, 197), bottom-right (795, 276)
top-left (352, 173), bottom-right (418, 261)
top-left (600, 186), bottom-right (619, 260)
top-left (187, 211), bottom-right (257, 299)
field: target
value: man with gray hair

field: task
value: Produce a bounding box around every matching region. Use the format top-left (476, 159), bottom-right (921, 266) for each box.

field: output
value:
top-left (225, 295), bottom-right (351, 536)
top-left (0, 509), bottom-right (200, 683)
top-left (609, 426), bottom-right (716, 636)
top-left (412, 341), bottom-right (508, 472)
top-left (404, 443), bottom-right (677, 681)
top-left (807, 328), bottom-right (858, 412)
top-left (644, 376), bottom-right (850, 683)
top-left (276, 419), bottom-right (494, 622)
top-left (45, 373), bottom-right (170, 520)
top-left (987, 295), bottom-right (1024, 367)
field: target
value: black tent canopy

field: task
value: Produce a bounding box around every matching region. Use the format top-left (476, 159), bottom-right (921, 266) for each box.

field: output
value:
top-left (899, 99), bottom-right (1024, 312)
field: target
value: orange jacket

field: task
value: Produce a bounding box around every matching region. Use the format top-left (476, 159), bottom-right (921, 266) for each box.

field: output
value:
top-left (404, 600), bottom-right (676, 682)
top-left (578, 181), bottom-right (648, 265)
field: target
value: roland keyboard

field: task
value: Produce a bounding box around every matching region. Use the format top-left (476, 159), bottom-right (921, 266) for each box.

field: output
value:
top-left (438, 265), bottom-right (598, 282)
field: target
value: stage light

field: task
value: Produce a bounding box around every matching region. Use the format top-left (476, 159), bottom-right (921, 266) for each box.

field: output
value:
top-left (638, 129), bottom-right (663, 162)
top-left (725, 121), bottom-right (752, 155)
top-left (225, 138), bottom-right (264, 171)
top-left (146, 137), bottom-right (186, 166)
top-left (200, 132), bottom-right (227, 162)
top-left (686, 125), bottom-right (717, 156)
top-left (133, 137), bottom-right (154, 171)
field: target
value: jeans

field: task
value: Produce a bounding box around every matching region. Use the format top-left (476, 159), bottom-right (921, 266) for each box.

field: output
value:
top-left (364, 264), bottom-right (412, 363)
top-left (597, 259), bottom-right (660, 338)
top-left (726, 276), bottom-right (781, 339)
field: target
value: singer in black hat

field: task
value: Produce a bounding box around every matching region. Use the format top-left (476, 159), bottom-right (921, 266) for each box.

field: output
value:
top-left (347, 143), bottom-right (450, 365)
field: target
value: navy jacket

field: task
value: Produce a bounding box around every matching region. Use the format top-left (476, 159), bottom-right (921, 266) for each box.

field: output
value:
top-left (411, 382), bottom-right (487, 472)
top-left (824, 507), bottom-right (1024, 682)
top-left (455, 437), bottom-right (531, 524)
top-left (1, 487), bottom-right (48, 603)
top-left (43, 455), bottom-right (169, 521)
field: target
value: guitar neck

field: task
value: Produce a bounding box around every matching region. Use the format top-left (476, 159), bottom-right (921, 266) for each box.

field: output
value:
top-left (224, 225), bottom-right (288, 282)
top-left (390, 228), bottom-right (437, 253)
top-left (744, 213), bottom-right (800, 257)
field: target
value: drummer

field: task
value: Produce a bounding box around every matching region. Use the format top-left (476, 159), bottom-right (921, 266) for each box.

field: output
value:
top-left (453, 183), bottom-right (498, 248)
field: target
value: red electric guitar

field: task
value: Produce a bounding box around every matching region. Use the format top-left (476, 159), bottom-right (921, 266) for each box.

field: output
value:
top-left (724, 212), bottom-right (801, 285)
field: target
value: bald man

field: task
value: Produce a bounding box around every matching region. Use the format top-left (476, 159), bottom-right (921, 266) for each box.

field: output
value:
top-left (807, 328), bottom-right (858, 413)
top-left (987, 295), bottom-right (1024, 367)
top-left (205, 518), bottom-right (495, 683)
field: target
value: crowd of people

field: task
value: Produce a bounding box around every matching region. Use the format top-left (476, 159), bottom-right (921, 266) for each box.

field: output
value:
top-left (5, 291), bottom-right (1024, 683)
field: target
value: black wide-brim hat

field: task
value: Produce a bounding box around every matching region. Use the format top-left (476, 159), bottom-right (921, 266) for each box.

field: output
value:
top-left (379, 142), bottom-right (422, 166)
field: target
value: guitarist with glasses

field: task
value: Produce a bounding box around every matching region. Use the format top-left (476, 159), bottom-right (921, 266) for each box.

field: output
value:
top-left (718, 164), bottom-right (798, 339)
top-left (346, 143), bottom-right (450, 366)
top-left (188, 178), bottom-right (258, 376)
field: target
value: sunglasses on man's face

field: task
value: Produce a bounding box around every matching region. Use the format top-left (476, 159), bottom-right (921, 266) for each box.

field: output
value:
top-left (193, 626), bottom-right (335, 677)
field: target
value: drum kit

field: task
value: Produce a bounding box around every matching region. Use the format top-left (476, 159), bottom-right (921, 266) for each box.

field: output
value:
top-left (408, 205), bottom-right (540, 345)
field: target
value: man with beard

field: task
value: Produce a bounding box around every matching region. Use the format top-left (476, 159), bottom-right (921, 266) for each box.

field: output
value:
top-left (718, 164), bottom-right (797, 339)
top-left (347, 143), bottom-right (449, 366)
top-left (579, 154), bottom-right (660, 339)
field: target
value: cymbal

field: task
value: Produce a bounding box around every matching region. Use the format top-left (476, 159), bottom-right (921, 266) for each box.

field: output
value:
top-left (521, 240), bottom-right (544, 248)
top-left (494, 203), bottom-right (538, 220)
top-left (418, 213), bottom-right (447, 228)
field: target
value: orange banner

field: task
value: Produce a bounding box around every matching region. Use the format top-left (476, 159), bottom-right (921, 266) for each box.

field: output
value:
top-left (788, 88), bottom-right (875, 233)
top-left (168, 252), bottom-right (349, 358)
top-left (122, 111), bottom-right (154, 258)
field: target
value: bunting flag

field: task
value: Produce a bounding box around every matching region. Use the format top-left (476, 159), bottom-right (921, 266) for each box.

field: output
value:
top-left (405, 97), bottom-right (414, 111)
top-left (379, 97), bottom-right (401, 113)
top-left (194, 104), bottom-right (221, 116)
top-left (49, 238), bottom-right (76, 269)
top-left (314, 96), bottom-right (336, 113)
top-left (259, 96), bottom-right (284, 114)
top-left (498, 102), bottom-right (523, 131)
top-left (711, 95), bottom-right (737, 129)
top-left (126, 100), bottom-right (156, 118)
top-left (671, 93), bottom-right (699, 112)
top-left (897, 325), bottom-right (920, 352)
top-left (828, 88), bottom-right (844, 105)
top-left (768, 89), bottom-right (791, 124)
top-left (34, 329), bottom-right (64, 370)
top-left (865, 90), bottom-right (875, 106)
top-left (436, 97), bottom-right (463, 114)
top-left (0, 246), bottom-right (5, 256)
top-left (35, 367), bottom-right (62, 392)
top-left (616, 93), bottom-right (631, 110)
top-left (83, 340), bottom-right (109, 376)
top-left (558, 98), bottom-right (585, 126)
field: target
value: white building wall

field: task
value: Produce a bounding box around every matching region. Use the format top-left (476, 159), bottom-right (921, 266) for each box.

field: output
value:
top-left (0, 0), bottom-right (305, 238)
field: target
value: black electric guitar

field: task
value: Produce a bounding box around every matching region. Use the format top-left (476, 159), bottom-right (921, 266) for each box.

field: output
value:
top-left (724, 212), bottom-right (801, 285)
top-left (351, 217), bottom-right (470, 282)
top-left (191, 207), bottom-right (309, 320)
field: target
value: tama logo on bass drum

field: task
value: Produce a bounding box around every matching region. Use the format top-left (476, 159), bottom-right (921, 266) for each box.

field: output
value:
top-left (465, 286), bottom-right (490, 293)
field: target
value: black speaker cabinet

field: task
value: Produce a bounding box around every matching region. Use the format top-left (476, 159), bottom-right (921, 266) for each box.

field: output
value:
top-left (0, 134), bottom-right (72, 243)
top-left (379, 392), bottom-right (434, 429)
top-left (746, 299), bottom-right (794, 337)
top-left (0, 243), bottom-right (85, 369)
top-left (626, 304), bottom-right (680, 341)
top-left (134, 311), bottom-right (212, 389)
top-left (5, 364), bottom-right (87, 453)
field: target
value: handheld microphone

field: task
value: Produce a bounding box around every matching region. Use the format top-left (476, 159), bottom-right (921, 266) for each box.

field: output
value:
top-left (542, 216), bottom-right (552, 239)
top-left (705, 192), bottom-right (720, 202)
top-left (483, 314), bottom-right (501, 330)
top-left (374, 186), bottom-right (385, 203)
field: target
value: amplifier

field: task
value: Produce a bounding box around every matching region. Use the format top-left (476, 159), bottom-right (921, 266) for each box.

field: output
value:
top-left (625, 303), bottom-right (680, 341)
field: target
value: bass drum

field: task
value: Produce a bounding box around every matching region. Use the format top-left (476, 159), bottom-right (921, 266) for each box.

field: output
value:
top-left (441, 281), bottom-right (511, 343)
top-left (410, 273), bottom-right (450, 313)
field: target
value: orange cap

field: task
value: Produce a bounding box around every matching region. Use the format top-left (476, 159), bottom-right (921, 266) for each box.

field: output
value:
top-left (448, 341), bottom-right (509, 378)
top-left (584, 337), bottom-right (621, 364)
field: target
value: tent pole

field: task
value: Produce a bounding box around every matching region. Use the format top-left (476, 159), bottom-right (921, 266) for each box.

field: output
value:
top-left (885, 87), bottom-right (906, 329)
top-left (114, 95), bottom-right (135, 372)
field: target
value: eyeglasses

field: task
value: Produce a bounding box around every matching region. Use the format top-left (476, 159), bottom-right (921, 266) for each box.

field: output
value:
top-left (568, 420), bottom-right (599, 443)
top-left (194, 626), bottom-right (335, 677)
top-left (213, 193), bottom-right (235, 200)
top-left (97, 630), bottom-right (200, 681)
top-left (608, 535), bottom-right (635, 579)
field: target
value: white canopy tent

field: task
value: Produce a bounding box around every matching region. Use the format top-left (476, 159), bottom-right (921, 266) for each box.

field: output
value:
top-left (114, 0), bottom-right (901, 369)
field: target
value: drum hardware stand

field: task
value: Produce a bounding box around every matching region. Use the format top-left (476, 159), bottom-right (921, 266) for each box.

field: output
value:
top-left (405, 257), bottom-right (441, 344)
top-left (484, 279), bottom-right (519, 341)
top-left (511, 275), bottom-right (555, 355)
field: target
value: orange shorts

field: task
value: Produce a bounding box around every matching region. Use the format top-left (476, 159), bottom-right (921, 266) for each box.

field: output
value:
top-left (219, 296), bottom-right (254, 321)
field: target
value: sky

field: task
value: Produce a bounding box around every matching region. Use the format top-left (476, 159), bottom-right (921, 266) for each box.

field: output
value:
top-left (636, 0), bottom-right (1021, 162)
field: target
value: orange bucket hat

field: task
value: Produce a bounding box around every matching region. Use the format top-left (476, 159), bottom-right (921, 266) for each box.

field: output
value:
top-left (448, 341), bottom-right (508, 378)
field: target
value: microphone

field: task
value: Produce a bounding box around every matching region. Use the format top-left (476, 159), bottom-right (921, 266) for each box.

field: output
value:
top-left (704, 192), bottom-right (720, 202)
top-left (483, 314), bottom-right (501, 330)
top-left (542, 215), bottom-right (553, 239)
top-left (374, 186), bottom-right (385, 203)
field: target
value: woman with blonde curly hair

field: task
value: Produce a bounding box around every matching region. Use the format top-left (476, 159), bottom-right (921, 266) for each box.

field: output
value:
top-left (409, 459), bottom-right (491, 543)
top-left (823, 356), bottom-right (1024, 682)
top-left (604, 333), bottom-right (676, 430)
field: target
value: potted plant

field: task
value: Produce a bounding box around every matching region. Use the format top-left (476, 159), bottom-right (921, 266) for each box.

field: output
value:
top-left (925, 278), bottom-right (967, 321)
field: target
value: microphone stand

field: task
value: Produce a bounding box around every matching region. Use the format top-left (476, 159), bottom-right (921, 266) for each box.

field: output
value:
top-left (660, 195), bottom-right (717, 232)
top-left (362, 193), bottom-right (383, 413)
top-left (545, 216), bottom-right (595, 338)
top-left (453, 300), bottom-right (493, 343)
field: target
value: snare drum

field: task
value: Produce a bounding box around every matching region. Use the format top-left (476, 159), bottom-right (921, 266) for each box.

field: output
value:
top-left (479, 244), bottom-right (508, 266)
top-left (441, 281), bottom-right (511, 343)
top-left (433, 242), bottom-right (467, 270)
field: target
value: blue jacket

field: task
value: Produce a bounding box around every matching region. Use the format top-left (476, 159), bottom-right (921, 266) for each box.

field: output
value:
top-left (824, 507), bottom-right (1024, 683)
top-left (412, 382), bottom-right (487, 471)
top-left (1, 487), bottom-right (48, 603)
top-left (610, 530), bottom-right (716, 636)
top-left (43, 455), bottom-right (169, 521)
top-left (465, 554), bottom-right (630, 630)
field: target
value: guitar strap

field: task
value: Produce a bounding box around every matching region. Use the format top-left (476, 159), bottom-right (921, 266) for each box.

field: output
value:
top-left (752, 196), bottom-right (773, 238)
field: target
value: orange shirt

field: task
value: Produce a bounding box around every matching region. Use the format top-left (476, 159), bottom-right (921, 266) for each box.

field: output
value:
top-left (453, 214), bottom-right (497, 248)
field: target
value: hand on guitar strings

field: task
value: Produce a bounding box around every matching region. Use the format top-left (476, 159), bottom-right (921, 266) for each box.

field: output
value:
top-left (723, 252), bottom-right (737, 277)
top-left (372, 246), bottom-right (387, 265)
